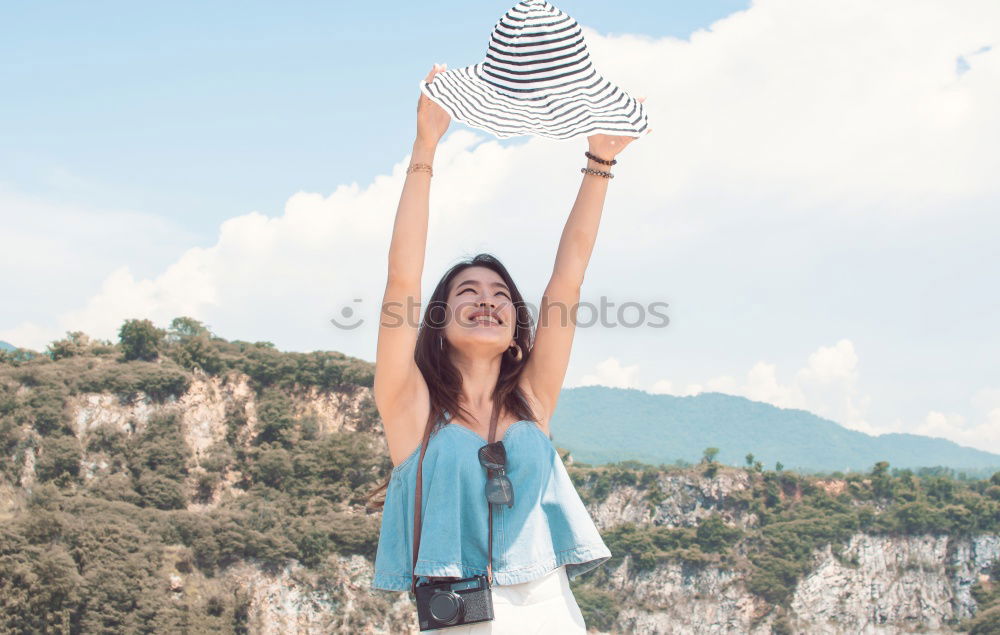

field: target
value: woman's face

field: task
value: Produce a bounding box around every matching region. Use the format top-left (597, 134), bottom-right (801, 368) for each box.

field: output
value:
top-left (442, 266), bottom-right (517, 358)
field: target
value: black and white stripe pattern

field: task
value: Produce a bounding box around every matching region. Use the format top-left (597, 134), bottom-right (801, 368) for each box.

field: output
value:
top-left (419, 0), bottom-right (649, 141)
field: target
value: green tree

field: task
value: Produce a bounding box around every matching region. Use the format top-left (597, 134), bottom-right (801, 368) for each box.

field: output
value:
top-left (167, 316), bottom-right (211, 341)
top-left (19, 545), bottom-right (82, 631)
top-left (136, 472), bottom-right (186, 510)
top-left (253, 447), bottom-right (293, 489)
top-left (129, 411), bottom-right (191, 480)
top-left (702, 447), bottom-right (720, 464)
top-left (26, 385), bottom-right (70, 435)
top-left (871, 461), bottom-right (893, 499)
top-left (695, 513), bottom-right (742, 553)
top-left (164, 317), bottom-right (227, 374)
top-left (572, 585), bottom-right (619, 632)
top-left (46, 331), bottom-right (95, 361)
top-left (254, 388), bottom-right (297, 448)
top-left (118, 319), bottom-right (164, 362)
top-left (35, 435), bottom-right (82, 486)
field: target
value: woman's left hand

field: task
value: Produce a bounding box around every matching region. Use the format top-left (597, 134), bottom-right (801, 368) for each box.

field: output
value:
top-left (586, 96), bottom-right (652, 161)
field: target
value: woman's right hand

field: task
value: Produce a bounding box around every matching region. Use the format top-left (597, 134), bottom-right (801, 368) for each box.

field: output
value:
top-left (416, 63), bottom-right (451, 147)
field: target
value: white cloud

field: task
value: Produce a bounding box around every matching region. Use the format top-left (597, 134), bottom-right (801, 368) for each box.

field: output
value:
top-left (577, 357), bottom-right (641, 389)
top-left (914, 410), bottom-right (1000, 454)
top-left (0, 184), bottom-right (199, 347)
top-left (649, 379), bottom-right (675, 394)
top-left (3, 131), bottom-right (560, 352)
top-left (794, 340), bottom-right (872, 429)
top-left (650, 379), bottom-right (708, 397)
top-left (586, 1), bottom-right (999, 211)
top-left (916, 411), bottom-right (967, 438)
top-left (645, 339), bottom-right (875, 431)
top-left (641, 347), bottom-right (1000, 453)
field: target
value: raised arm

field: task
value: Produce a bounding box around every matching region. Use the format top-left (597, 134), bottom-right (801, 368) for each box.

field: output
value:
top-left (373, 64), bottom-right (451, 466)
top-left (521, 121), bottom-right (649, 430)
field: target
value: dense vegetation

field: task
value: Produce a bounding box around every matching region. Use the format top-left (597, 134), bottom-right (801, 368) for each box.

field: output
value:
top-left (566, 456), bottom-right (1000, 629)
top-left (1, 320), bottom-right (998, 632)
top-left (0, 319), bottom-right (384, 631)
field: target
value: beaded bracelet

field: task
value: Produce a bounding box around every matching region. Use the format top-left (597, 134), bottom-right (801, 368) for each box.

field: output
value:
top-left (581, 167), bottom-right (614, 179)
top-left (585, 150), bottom-right (617, 166)
top-left (406, 163), bottom-right (433, 177)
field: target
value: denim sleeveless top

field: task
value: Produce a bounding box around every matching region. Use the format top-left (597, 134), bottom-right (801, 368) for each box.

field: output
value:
top-left (371, 413), bottom-right (612, 591)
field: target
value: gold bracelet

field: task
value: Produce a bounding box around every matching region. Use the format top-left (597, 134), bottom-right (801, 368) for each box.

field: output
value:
top-left (581, 167), bottom-right (614, 179)
top-left (407, 163), bottom-right (433, 177)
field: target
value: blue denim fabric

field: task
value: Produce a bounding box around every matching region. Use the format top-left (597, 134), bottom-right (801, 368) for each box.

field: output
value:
top-left (371, 413), bottom-right (612, 591)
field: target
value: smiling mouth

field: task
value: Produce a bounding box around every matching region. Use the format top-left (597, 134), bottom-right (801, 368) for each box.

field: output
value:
top-left (469, 313), bottom-right (502, 326)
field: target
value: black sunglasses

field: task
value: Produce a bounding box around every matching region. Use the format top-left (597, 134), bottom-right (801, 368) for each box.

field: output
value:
top-left (478, 441), bottom-right (514, 508)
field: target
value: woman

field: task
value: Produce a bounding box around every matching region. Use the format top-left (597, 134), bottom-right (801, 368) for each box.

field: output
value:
top-left (366, 63), bottom-right (647, 632)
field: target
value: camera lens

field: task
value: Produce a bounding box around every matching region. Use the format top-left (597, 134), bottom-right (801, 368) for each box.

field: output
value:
top-left (429, 591), bottom-right (463, 624)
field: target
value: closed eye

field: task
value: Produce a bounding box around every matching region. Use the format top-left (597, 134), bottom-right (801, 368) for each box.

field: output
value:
top-left (458, 286), bottom-right (510, 299)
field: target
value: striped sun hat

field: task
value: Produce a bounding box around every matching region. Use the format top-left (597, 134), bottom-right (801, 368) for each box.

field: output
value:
top-left (419, 0), bottom-right (650, 141)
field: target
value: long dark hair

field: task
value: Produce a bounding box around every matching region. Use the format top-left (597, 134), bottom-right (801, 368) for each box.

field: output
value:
top-left (364, 253), bottom-right (537, 512)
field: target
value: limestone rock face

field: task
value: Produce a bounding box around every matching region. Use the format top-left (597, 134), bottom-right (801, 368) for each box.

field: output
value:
top-left (56, 370), bottom-right (374, 509)
top-left (605, 556), bottom-right (772, 634)
top-left (589, 470), bottom-right (757, 531)
top-left (593, 533), bottom-right (1000, 634)
top-left (221, 555), bottom-right (415, 635)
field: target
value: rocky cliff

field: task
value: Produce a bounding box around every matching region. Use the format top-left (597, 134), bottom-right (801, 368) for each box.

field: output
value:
top-left (4, 370), bottom-right (998, 634)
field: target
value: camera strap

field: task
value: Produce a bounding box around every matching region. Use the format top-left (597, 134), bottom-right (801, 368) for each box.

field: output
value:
top-left (410, 405), bottom-right (500, 596)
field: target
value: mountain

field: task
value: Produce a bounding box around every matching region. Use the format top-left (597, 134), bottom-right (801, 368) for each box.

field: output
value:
top-left (549, 386), bottom-right (1000, 474)
top-left (0, 341), bottom-right (16, 352)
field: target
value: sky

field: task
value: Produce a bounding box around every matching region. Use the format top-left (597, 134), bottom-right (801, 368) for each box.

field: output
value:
top-left (2, 0), bottom-right (999, 454)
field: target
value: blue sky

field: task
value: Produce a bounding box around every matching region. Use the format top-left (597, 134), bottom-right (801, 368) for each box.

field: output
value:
top-left (1, 0), bottom-right (747, 240)
top-left (2, 0), bottom-right (999, 454)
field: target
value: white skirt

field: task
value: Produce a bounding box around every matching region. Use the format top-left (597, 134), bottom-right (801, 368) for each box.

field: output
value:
top-left (432, 565), bottom-right (587, 634)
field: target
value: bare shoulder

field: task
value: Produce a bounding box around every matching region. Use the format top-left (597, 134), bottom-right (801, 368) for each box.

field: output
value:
top-left (377, 372), bottom-right (432, 468)
top-left (518, 374), bottom-right (553, 437)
